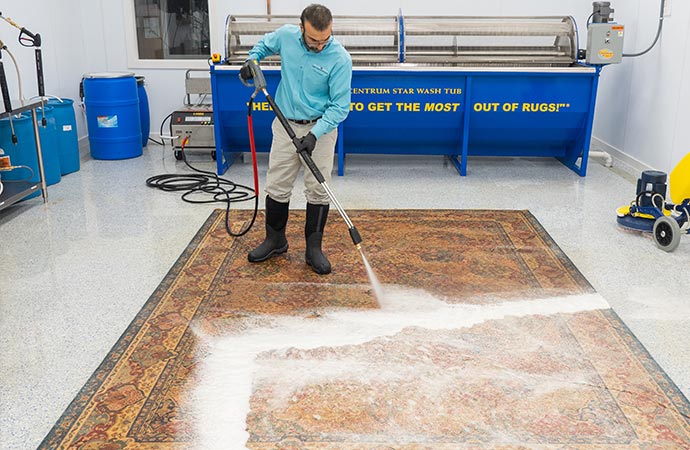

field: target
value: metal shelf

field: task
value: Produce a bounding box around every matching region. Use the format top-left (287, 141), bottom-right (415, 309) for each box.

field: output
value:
top-left (0, 180), bottom-right (41, 211)
top-left (0, 101), bottom-right (45, 120)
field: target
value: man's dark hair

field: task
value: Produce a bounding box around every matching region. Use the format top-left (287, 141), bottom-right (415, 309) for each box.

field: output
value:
top-left (300, 4), bottom-right (332, 31)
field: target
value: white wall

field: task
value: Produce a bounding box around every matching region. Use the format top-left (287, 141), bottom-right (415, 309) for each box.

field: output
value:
top-left (0, 0), bottom-right (92, 140)
top-left (672, 10), bottom-right (690, 171)
top-left (594, 0), bottom-right (690, 173)
top-left (4, 0), bottom-right (687, 172)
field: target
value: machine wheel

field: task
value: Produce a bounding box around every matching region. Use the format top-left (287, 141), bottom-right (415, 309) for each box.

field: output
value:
top-left (653, 215), bottom-right (681, 252)
top-left (174, 150), bottom-right (184, 161)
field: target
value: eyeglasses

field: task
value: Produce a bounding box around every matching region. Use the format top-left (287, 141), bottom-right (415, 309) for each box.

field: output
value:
top-left (303, 33), bottom-right (332, 46)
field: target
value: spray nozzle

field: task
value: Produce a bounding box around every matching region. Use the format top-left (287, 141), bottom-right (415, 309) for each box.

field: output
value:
top-left (349, 226), bottom-right (363, 246)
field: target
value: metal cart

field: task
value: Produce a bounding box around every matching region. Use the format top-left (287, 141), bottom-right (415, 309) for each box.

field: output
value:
top-left (0, 101), bottom-right (48, 211)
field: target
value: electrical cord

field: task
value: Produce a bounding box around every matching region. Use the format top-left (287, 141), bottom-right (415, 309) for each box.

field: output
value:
top-left (624, 0), bottom-right (666, 57)
top-left (0, 41), bottom-right (25, 106)
top-left (634, 190), bottom-right (666, 210)
top-left (145, 137), bottom-right (259, 237)
top-left (651, 192), bottom-right (666, 210)
top-left (163, 112), bottom-right (174, 145)
top-left (148, 112), bottom-right (174, 147)
top-left (0, 164), bottom-right (35, 183)
top-left (670, 203), bottom-right (690, 231)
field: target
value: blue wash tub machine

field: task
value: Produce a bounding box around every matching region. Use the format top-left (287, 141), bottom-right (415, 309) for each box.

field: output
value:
top-left (211, 13), bottom-right (618, 177)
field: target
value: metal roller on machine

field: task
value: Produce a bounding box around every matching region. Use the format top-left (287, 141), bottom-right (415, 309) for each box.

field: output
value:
top-left (399, 16), bottom-right (578, 67)
top-left (211, 7), bottom-right (623, 177)
top-left (225, 15), bottom-right (402, 66)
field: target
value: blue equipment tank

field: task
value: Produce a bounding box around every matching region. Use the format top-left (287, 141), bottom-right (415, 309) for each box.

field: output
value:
top-left (83, 72), bottom-right (142, 160)
top-left (46, 98), bottom-right (80, 175)
top-left (0, 114), bottom-right (42, 199)
top-left (28, 105), bottom-right (62, 185)
top-left (136, 76), bottom-right (150, 147)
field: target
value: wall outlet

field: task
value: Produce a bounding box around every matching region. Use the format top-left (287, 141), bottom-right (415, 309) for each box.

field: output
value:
top-left (663, 0), bottom-right (672, 17)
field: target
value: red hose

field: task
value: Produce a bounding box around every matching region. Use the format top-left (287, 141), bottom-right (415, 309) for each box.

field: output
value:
top-left (247, 115), bottom-right (260, 197)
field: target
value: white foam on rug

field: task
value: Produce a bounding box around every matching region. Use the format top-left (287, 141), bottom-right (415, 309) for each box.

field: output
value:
top-left (186, 286), bottom-right (609, 449)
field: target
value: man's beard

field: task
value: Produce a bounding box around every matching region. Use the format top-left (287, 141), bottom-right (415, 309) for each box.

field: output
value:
top-left (302, 32), bottom-right (324, 53)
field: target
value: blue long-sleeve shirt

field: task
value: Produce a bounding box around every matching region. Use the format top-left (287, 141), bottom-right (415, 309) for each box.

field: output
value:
top-left (248, 24), bottom-right (352, 139)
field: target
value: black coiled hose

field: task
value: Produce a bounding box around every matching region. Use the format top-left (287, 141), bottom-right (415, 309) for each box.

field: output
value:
top-left (145, 143), bottom-right (258, 237)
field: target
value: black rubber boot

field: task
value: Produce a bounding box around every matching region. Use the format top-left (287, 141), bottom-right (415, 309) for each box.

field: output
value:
top-left (305, 202), bottom-right (331, 274)
top-left (248, 196), bottom-right (289, 262)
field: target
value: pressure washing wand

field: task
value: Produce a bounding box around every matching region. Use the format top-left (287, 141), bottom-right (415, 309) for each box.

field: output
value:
top-left (241, 60), bottom-right (363, 249)
top-left (0, 41), bottom-right (18, 144)
top-left (1, 12), bottom-right (45, 100)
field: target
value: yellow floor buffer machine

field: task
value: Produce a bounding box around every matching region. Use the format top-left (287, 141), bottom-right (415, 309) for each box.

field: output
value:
top-left (616, 153), bottom-right (690, 252)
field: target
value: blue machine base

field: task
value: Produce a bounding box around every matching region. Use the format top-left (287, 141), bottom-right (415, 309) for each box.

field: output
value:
top-left (616, 214), bottom-right (654, 232)
top-left (211, 65), bottom-right (601, 177)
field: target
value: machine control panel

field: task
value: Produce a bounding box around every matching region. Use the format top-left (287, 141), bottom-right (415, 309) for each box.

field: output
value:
top-left (171, 106), bottom-right (215, 149)
top-left (586, 23), bottom-right (624, 64)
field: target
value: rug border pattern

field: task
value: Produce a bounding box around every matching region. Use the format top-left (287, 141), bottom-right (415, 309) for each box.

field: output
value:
top-left (37, 211), bottom-right (224, 449)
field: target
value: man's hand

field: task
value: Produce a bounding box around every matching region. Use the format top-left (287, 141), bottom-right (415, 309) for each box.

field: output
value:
top-left (240, 60), bottom-right (254, 81)
top-left (295, 132), bottom-right (317, 156)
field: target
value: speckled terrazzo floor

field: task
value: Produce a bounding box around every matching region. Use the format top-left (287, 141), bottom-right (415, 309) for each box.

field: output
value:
top-left (1, 147), bottom-right (690, 449)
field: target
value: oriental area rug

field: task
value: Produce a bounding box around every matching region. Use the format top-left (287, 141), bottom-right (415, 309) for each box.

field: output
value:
top-left (40, 210), bottom-right (690, 449)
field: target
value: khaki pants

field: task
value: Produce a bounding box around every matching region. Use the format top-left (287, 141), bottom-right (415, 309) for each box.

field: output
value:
top-left (265, 118), bottom-right (337, 205)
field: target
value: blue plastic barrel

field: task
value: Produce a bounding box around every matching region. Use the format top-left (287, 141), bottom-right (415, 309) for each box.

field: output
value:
top-left (0, 114), bottom-right (41, 199)
top-left (83, 72), bottom-right (142, 160)
top-left (47, 98), bottom-right (80, 175)
top-left (136, 76), bottom-right (150, 147)
top-left (25, 106), bottom-right (62, 186)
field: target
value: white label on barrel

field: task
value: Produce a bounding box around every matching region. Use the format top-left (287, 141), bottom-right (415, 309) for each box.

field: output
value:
top-left (63, 125), bottom-right (73, 132)
top-left (97, 115), bottom-right (118, 128)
